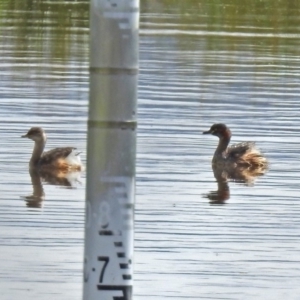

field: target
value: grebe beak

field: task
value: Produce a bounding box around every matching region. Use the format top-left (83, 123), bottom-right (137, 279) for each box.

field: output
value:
top-left (21, 134), bottom-right (28, 138)
top-left (203, 129), bottom-right (212, 135)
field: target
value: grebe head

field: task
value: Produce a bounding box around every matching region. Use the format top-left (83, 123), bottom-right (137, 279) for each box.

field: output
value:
top-left (203, 123), bottom-right (232, 139)
top-left (21, 127), bottom-right (47, 143)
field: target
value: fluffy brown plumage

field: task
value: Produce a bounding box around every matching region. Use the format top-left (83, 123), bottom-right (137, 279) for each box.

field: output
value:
top-left (203, 123), bottom-right (268, 170)
top-left (22, 127), bottom-right (82, 171)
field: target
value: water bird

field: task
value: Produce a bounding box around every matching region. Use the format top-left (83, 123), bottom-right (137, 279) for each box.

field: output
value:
top-left (22, 127), bottom-right (82, 171)
top-left (203, 123), bottom-right (267, 170)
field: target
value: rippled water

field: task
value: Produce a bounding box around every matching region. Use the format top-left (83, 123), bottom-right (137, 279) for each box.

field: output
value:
top-left (1, 1), bottom-right (300, 299)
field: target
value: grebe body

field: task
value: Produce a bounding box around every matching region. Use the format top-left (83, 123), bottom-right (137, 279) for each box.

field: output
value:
top-left (203, 123), bottom-right (267, 169)
top-left (22, 127), bottom-right (82, 171)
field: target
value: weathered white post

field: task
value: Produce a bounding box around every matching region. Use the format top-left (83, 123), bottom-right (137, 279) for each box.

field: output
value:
top-left (83, 0), bottom-right (139, 299)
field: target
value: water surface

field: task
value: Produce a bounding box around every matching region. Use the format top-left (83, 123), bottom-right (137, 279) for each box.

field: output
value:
top-left (1, 1), bottom-right (300, 299)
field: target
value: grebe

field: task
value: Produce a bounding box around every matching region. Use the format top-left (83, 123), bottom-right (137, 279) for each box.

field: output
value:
top-left (22, 127), bottom-right (82, 171)
top-left (203, 123), bottom-right (267, 169)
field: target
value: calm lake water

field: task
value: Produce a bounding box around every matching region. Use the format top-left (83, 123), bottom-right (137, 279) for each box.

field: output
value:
top-left (1, 0), bottom-right (300, 299)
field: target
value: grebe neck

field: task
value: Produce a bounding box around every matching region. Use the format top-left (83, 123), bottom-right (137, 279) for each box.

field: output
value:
top-left (214, 136), bottom-right (230, 157)
top-left (30, 140), bottom-right (45, 166)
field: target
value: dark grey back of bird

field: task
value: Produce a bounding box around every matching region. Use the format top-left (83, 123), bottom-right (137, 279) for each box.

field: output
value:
top-left (40, 147), bottom-right (77, 165)
top-left (226, 142), bottom-right (255, 159)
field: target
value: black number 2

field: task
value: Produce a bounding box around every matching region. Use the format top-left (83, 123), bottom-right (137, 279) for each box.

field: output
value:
top-left (98, 256), bottom-right (109, 283)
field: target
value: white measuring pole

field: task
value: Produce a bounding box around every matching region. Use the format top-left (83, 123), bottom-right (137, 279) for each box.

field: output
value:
top-left (83, 0), bottom-right (139, 299)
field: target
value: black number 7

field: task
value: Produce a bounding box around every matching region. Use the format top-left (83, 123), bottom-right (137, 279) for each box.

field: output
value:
top-left (98, 256), bottom-right (109, 283)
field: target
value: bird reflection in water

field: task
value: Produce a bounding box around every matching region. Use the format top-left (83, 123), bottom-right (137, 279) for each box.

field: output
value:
top-left (204, 164), bottom-right (267, 205)
top-left (23, 166), bottom-right (82, 208)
